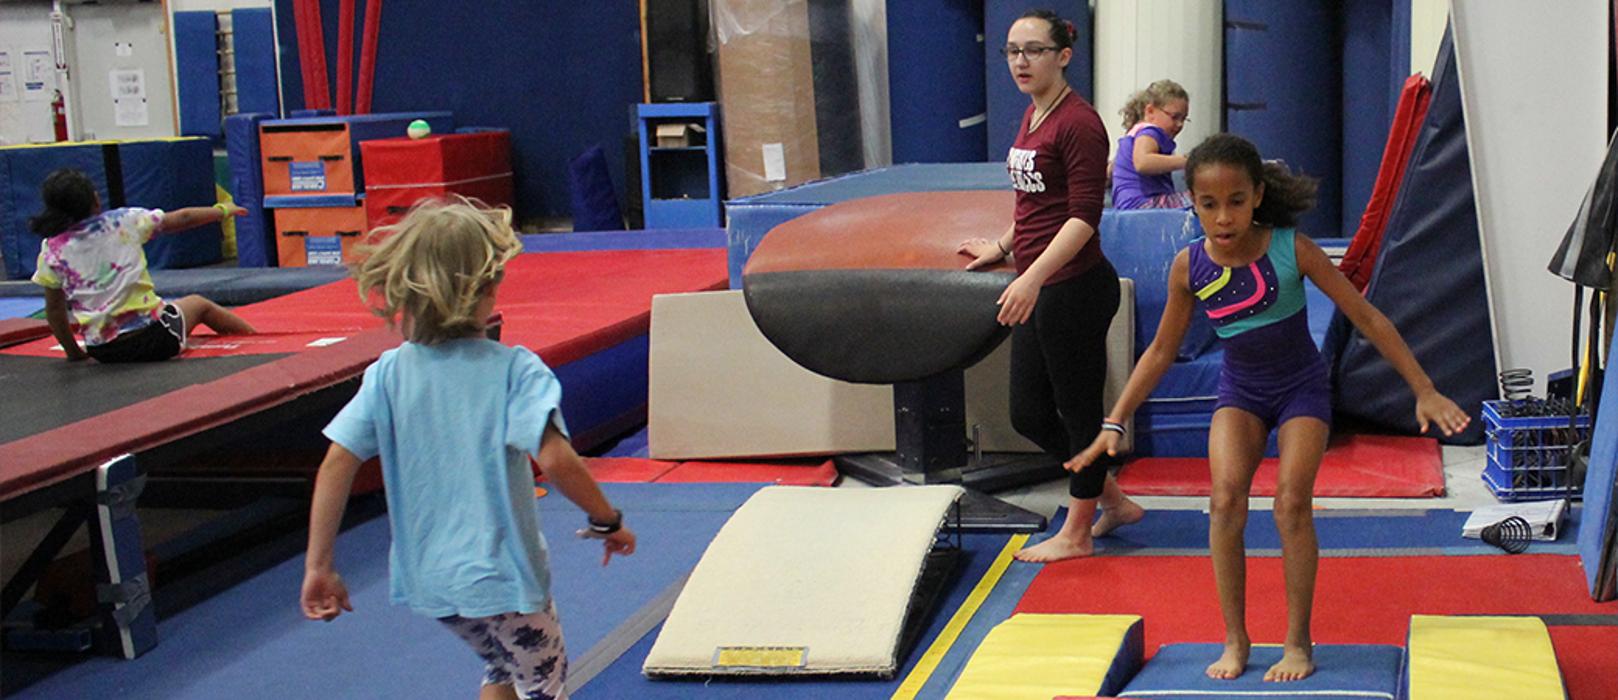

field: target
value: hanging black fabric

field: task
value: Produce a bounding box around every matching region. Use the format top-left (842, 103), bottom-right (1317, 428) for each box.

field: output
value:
top-left (1549, 129), bottom-right (1618, 290)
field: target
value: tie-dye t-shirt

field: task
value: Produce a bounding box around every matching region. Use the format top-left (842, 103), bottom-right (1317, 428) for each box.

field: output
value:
top-left (32, 207), bottom-right (166, 346)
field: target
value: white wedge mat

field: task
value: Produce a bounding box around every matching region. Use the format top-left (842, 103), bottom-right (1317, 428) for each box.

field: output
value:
top-left (642, 485), bottom-right (964, 678)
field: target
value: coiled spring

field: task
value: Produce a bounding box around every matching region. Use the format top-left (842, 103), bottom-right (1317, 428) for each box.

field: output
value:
top-left (1481, 515), bottom-right (1534, 554)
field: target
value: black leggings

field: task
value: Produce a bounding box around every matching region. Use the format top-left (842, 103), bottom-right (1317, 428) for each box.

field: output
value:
top-left (1009, 259), bottom-right (1120, 499)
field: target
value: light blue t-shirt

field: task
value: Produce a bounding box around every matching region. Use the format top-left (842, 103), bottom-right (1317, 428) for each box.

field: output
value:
top-left (323, 339), bottom-right (568, 618)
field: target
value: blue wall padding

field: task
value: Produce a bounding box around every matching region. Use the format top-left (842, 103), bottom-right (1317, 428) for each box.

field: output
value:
top-left (232, 9), bottom-right (281, 117)
top-left (0, 144), bottom-right (112, 280)
top-left (552, 335), bottom-right (649, 448)
top-left (1224, 0), bottom-right (1341, 236)
top-left (274, 0), bottom-right (642, 221)
top-left (174, 12), bottom-right (222, 139)
top-left (984, 0), bottom-right (1091, 163)
top-left (226, 112), bottom-right (276, 267)
top-left (568, 144), bottom-right (625, 232)
top-left (118, 139), bottom-right (223, 270)
top-left (724, 162), bottom-right (1007, 287)
top-left (888, 0), bottom-right (986, 164)
top-left (1340, 0), bottom-right (1394, 237)
top-left (1578, 338), bottom-right (1618, 600)
top-left (1120, 643), bottom-right (1403, 698)
top-left (1328, 29), bottom-right (1494, 445)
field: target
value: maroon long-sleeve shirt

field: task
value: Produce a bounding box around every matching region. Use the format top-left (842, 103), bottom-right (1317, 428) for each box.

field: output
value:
top-left (1006, 92), bottom-right (1110, 286)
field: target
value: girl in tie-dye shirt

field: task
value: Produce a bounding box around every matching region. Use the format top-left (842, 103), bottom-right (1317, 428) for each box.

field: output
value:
top-left (30, 169), bottom-right (256, 362)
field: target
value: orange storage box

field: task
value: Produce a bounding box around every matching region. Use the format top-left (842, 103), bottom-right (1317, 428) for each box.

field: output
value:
top-left (270, 198), bottom-right (369, 267)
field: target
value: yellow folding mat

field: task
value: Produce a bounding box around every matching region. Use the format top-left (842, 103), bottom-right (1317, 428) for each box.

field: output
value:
top-left (947, 613), bottom-right (1144, 699)
top-left (1405, 615), bottom-right (1564, 699)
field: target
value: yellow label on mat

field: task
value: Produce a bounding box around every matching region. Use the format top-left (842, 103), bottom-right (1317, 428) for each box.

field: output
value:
top-left (713, 646), bottom-right (807, 669)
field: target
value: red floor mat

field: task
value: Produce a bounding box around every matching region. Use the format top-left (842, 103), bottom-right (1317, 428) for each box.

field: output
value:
top-left (1116, 434), bottom-right (1444, 497)
top-left (1014, 554), bottom-right (1616, 696)
top-left (3, 249), bottom-right (727, 361)
top-left (656, 459), bottom-right (839, 485)
top-left (577, 457), bottom-right (839, 485)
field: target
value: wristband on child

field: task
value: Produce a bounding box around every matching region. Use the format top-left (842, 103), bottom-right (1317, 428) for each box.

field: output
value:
top-left (1100, 420), bottom-right (1126, 436)
top-left (213, 203), bottom-right (232, 218)
top-left (996, 240), bottom-right (1010, 257)
top-left (588, 509), bottom-right (624, 535)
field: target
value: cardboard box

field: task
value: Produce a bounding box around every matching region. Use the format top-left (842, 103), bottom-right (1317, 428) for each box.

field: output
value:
top-left (713, 0), bottom-right (821, 198)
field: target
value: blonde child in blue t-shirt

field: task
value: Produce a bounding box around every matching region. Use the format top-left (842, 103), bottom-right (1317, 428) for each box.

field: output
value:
top-left (300, 197), bottom-right (635, 700)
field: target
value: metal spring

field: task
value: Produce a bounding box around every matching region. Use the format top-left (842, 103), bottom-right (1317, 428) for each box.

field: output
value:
top-left (1499, 368), bottom-right (1534, 402)
top-left (1481, 515), bottom-right (1534, 554)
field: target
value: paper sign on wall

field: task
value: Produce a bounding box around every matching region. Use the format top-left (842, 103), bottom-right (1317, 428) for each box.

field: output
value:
top-left (109, 68), bottom-right (148, 127)
top-left (0, 52), bottom-right (16, 102)
top-left (22, 50), bottom-right (52, 102)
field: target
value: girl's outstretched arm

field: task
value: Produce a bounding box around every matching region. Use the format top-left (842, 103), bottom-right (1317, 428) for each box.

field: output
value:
top-left (1296, 235), bottom-right (1470, 436)
top-left (158, 204), bottom-right (244, 235)
top-left (1070, 250), bottom-right (1196, 470)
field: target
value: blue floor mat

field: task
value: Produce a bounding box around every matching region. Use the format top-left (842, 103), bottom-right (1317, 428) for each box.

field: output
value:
top-left (12, 483), bottom-right (761, 700)
top-left (0, 297), bottom-right (41, 319)
top-left (1084, 507), bottom-right (1581, 555)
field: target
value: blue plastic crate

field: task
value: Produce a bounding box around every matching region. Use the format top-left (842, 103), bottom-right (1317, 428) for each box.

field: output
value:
top-left (1481, 400), bottom-right (1592, 501)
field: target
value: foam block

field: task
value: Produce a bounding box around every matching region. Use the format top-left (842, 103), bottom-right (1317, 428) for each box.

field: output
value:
top-left (643, 485), bottom-right (962, 678)
top-left (1119, 643), bottom-right (1403, 699)
top-left (947, 613), bottom-right (1143, 699)
top-left (1404, 615), bottom-right (1564, 700)
top-left (647, 282), bottom-right (1133, 460)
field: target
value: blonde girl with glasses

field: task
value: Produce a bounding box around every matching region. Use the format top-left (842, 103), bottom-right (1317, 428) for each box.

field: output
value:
top-left (1113, 79), bottom-right (1194, 209)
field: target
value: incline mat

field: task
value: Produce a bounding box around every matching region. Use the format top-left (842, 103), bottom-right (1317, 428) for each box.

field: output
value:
top-left (1404, 615), bottom-right (1564, 700)
top-left (1115, 434), bottom-right (1444, 497)
top-left (644, 485), bottom-right (963, 678)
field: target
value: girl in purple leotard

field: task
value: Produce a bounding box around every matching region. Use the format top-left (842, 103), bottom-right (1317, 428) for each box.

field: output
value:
top-left (1068, 134), bottom-right (1472, 684)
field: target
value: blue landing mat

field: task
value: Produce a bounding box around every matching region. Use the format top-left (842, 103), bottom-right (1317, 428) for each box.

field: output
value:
top-left (1118, 643), bottom-right (1403, 699)
top-left (0, 297), bottom-right (41, 319)
top-left (1083, 507), bottom-right (1581, 556)
top-left (0, 266), bottom-right (348, 305)
top-left (11, 483), bottom-right (761, 700)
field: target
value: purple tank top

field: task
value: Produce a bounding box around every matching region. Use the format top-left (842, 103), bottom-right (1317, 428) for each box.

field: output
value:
top-left (1111, 124), bottom-right (1178, 209)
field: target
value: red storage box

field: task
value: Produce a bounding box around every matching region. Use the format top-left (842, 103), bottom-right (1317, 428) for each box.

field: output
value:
top-left (273, 203), bottom-right (369, 267)
top-left (360, 130), bottom-right (515, 228)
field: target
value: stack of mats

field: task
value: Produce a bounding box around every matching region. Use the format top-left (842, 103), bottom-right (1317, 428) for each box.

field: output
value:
top-left (226, 113), bottom-right (277, 267)
top-left (359, 130), bottom-right (515, 230)
top-left (643, 485), bottom-right (962, 678)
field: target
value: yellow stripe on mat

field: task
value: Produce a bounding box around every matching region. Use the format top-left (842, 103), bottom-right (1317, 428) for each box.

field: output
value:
top-left (891, 533), bottom-right (1028, 700)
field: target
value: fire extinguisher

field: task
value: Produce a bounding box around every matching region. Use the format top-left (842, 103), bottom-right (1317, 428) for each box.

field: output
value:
top-left (51, 90), bottom-right (68, 142)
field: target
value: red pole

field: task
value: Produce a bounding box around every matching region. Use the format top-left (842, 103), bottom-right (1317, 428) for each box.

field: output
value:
top-left (335, 0), bottom-right (355, 114)
top-left (301, 0), bottom-right (332, 110)
top-left (355, 0), bottom-right (383, 114)
top-left (291, 0), bottom-right (319, 108)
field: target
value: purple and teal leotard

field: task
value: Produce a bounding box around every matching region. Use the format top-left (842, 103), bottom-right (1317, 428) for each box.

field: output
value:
top-left (1186, 228), bottom-right (1331, 428)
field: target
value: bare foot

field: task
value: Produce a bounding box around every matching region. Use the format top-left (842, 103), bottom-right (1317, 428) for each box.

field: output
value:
top-left (1091, 499), bottom-right (1145, 537)
top-left (1013, 534), bottom-right (1094, 562)
top-left (1205, 640), bottom-right (1250, 680)
top-left (1264, 645), bottom-right (1314, 682)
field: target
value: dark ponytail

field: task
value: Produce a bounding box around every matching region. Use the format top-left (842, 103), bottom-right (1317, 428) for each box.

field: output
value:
top-left (1185, 133), bottom-right (1317, 228)
top-left (29, 169), bottom-right (98, 237)
top-left (1019, 9), bottom-right (1077, 52)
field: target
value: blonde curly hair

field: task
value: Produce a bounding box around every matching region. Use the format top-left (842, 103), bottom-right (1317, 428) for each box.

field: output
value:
top-left (1120, 79), bottom-right (1189, 130)
top-left (351, 196), bottom-right (520, 345)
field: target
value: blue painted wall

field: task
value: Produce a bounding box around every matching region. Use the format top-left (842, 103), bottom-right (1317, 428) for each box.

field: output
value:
top-left (274, 0), bottom-right (643, 222)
